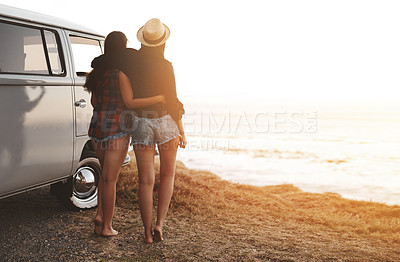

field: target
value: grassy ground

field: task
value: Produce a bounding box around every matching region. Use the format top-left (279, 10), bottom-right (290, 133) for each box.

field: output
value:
top-left (2, 152), bottom-right (399, 261)
top-left (109, 153), bottom-right (400, 261)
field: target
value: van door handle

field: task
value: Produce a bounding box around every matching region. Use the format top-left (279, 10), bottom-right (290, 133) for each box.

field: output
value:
top-left (75, 99), bottom-right (87, 108)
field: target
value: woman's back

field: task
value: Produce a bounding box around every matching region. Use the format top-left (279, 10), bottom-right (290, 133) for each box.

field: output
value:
top-left (88, 69), bottom-right (130, 140)
top-left (131, 50), bottom-right (176, 117)
top-left (93, 70), bottom-right (126, 111)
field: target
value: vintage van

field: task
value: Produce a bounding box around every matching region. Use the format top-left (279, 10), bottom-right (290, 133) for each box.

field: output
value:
top-left (0, 4), bottom-right (112, 209)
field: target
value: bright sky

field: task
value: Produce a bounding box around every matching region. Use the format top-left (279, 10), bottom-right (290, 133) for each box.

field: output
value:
top-left (2, 0), bottom-right (400, 103)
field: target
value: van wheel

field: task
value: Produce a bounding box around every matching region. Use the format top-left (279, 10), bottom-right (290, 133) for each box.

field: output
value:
top-left (51, 156), bottom-right (101, 210)
top-left (70, 156), bottom-right (101, 209)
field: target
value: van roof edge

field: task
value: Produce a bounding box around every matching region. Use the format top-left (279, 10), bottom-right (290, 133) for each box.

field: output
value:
top-left (0, 4), bottom-right (104, 38)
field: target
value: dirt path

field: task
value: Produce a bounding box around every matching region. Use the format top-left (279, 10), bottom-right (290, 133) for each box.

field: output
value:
top-left (0, 187), bottom-right (100, 261)
top-left (0, 187), bottom-right (259, 262)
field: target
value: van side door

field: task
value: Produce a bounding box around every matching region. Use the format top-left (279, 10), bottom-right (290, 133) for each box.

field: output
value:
top-left (65, 33), bottom-right (103, 137)
top-left (63, 32), bottom-right (103, 167)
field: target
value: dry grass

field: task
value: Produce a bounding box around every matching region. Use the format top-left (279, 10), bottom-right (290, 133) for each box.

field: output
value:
top-left (114, 152), bottom-right (400, 261)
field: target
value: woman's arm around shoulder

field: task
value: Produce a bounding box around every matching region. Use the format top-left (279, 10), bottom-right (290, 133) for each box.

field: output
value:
top-left (118, 71), bottom-right (166, 108)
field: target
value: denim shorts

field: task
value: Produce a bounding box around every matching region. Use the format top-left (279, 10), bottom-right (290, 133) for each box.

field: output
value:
top-left (131, 114), bottom-right (180, 146)
top-left (90, 132), bottom-right (130, 143)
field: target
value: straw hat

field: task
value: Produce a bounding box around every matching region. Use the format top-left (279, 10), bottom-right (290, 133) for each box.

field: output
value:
top-left (137, 18), bottom-right (170, 47)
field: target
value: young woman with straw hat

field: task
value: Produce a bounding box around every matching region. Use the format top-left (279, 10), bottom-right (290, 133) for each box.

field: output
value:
top-left (133, 18), bottom-right (186, 243)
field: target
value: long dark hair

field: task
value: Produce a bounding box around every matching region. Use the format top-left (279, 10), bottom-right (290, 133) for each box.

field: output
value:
top-left (84, 31), bottom-right (127, 92)
top-left (104, 31), bottom-right (127, 54)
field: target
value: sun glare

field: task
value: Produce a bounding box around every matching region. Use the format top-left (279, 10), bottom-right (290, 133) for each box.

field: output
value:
top-left (3, 0), bottom-right (400, 102)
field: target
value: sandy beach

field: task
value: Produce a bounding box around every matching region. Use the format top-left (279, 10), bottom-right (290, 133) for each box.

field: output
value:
top-left (0, 152), bottom-right (399, 261)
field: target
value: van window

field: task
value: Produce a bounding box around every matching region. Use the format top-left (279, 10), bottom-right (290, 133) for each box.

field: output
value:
top-left (0, 21), bottom-right (64, 76)
top-left (44, 30), bottom-right (63, 75)
top-left (69, 36), bottom-right (102, 76)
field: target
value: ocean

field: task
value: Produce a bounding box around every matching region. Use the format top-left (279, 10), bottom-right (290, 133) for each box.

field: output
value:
top-left (176, 100), bottom-right (400, 206)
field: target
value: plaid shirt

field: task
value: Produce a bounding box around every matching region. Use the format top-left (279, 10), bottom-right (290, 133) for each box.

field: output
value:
top-left (88, 70), bottom-right (131, 140)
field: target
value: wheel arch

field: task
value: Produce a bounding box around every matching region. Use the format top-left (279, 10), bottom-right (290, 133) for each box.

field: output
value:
top-left (80, 139), bottom-right (96, 160)
top-left (51, 138), bottom-right (101, 210)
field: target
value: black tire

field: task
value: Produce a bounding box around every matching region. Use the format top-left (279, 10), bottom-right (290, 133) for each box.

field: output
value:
top-left (51, 156), bottom-right (101, 210)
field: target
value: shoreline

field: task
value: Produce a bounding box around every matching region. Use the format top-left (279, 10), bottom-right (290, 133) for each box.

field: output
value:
top-left (178, 160), bottom-right (400, 207)
top-left (180, 100), bottom-right (400, 208)
top-left (178, 148), bottom-right (400, 206)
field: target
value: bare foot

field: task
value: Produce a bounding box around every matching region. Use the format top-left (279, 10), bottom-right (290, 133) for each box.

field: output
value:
top-left (102, 228), bottom-right (118, 237)
top-left (153, 227), bottom-right (164, 242)
top-left (144, 229), bottom-right (153, 244)
top-left (94, 218), bottom-right (103, 236)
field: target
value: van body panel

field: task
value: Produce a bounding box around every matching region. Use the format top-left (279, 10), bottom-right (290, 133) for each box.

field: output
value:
top-left (0, 80), bottom-right (74, 197)
top-left (0, 4), bottom-right (105, 200)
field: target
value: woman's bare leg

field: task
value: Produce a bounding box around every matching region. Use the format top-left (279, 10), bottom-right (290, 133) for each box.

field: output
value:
top-left (92, 141), bottom-right (105, 235)
top-left (154, 137), bottom-right (179, 240)
top-left (134, 144), bottom-right (156, 243)
top-left (101, 137), bottom-right (129, 236)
